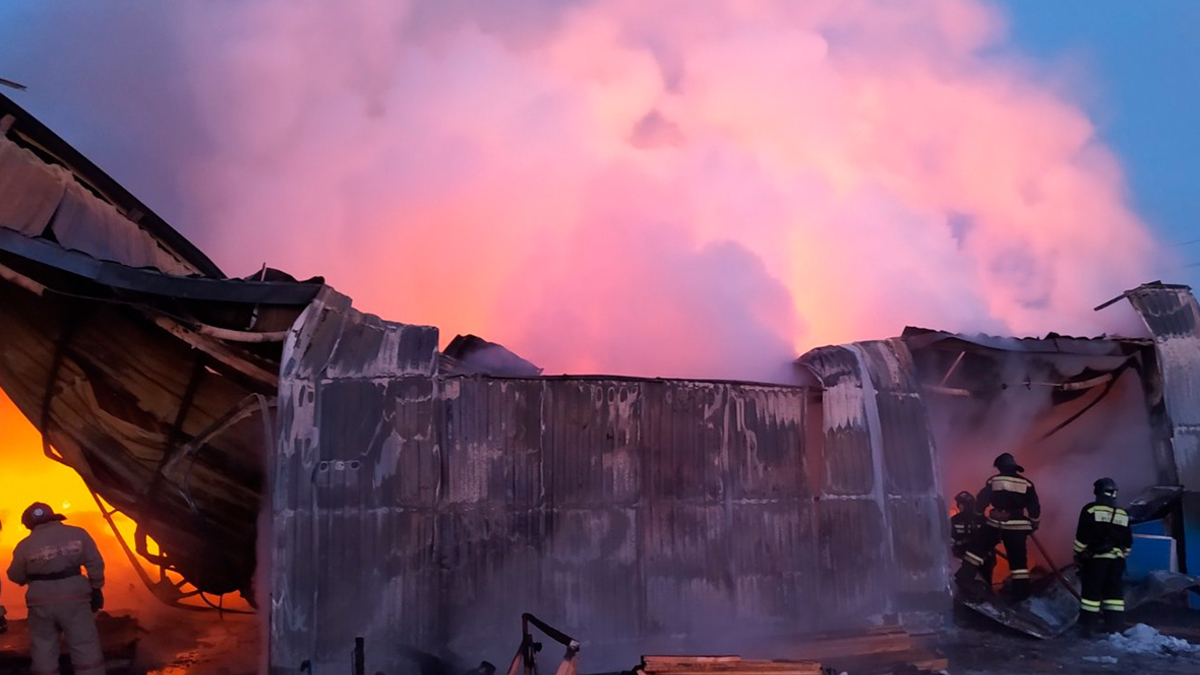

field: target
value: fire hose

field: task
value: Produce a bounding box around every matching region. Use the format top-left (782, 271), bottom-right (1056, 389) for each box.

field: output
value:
top-left (1030, 532), bottom-right (1083, 601)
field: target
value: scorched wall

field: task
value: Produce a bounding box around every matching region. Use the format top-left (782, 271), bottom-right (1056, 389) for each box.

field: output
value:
top-left (270, 289), bottom-right (950, 675)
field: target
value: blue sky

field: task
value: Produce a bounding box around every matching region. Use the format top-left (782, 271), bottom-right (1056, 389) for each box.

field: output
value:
top-left (999, 0), bottom-right (1200, 287)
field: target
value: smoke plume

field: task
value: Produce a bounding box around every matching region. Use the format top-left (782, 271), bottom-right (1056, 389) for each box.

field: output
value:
top-left (0, 0), bottom-right (1166, 382)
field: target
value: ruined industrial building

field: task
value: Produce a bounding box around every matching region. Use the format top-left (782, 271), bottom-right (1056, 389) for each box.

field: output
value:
top-left (1, 91), bottom-right (1199, 675)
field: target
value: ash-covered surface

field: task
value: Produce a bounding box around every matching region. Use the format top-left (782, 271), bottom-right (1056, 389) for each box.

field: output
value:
top-left (941, 602), bottom-right (1200, 674)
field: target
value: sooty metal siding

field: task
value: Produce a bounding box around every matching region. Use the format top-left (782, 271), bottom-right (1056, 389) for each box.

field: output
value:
top-left (271, 292), bottom-right (950, 675)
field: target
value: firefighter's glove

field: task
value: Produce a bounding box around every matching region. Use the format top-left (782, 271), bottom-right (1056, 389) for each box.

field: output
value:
top-left (90, 588), bottom-right (104, 613)
top-left (1030, 521), bottom-right (1039, 532)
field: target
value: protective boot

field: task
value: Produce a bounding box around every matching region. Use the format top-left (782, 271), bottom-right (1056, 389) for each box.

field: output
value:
top-left (955, 563), bottom-right (976, 585)
top-left (1011, 579), bottom-right (1030, 602)
top-left (954, 565), bottom-right (989, 602)
top-left (1078, 611), bottom-right (1098, 639)
top-left (1102, 611), bottom-right (1124, 636)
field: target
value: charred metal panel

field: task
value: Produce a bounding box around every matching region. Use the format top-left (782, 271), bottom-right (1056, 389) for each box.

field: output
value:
top-left (799, 346), bottom-right (891, 623)
top-left (887, 495), bottom-right (947, 607)
top-left (875, 394), bottom-right (936, 495)
top-left (276, 299), bottom-right (952, 673)
top-left (729, 500), bottom-right (816, 629)
top-left (542, 505), bottom-right (641, 644)
top-left (1123, 284), bottom-right (1200, 489)
top-left (800, 346), bottom-right (874, 496)
top-left (640, 381), bottom-right (723, 501)
top-left (0, 134), bottom-right (197, 275)
top-left (856, 340), bottom-right (950, 616)
top-left (543, 380), bottom-right (642, 506)
top-left (798, 340), bottom-right (949, 625)
top-left (441, 377), bottom-right (544, 507)
top-left (539, 380), bottom-right (642, 643)
top-left (438, 377), bottom-right (547, 658)
top-left (1, 91), bottom-right (223, 276)
top-left (817, 499), bottom-right (886, 621)
top-left (857, 340), bottom-right (937, 496)
top-left (726, 386), bottom-right (817, 632)
top-left (642, 501), bottom-right (730, 636)
top-left (728, 386), bottom-right (809, 499)
top-left (273, 288), bottom-right (440, 675)
top-left (438, 508), bottom-right (546, 655)
top-left (640, 381), bottom-right (730, 638)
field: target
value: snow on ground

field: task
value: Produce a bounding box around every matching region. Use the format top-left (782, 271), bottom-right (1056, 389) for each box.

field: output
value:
top-left (1106, 623), bottom-right (1200, 656)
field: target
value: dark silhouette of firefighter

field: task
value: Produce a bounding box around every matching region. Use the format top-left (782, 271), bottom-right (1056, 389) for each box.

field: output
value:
top-left (6, 503), bottom-right (106, 675)
top-left (1074, 477), bottom-right (1132, 637)
top-left (950, 491), bottom-right (994, 586)
top-left (955, 453), bottom-right (1041, 601)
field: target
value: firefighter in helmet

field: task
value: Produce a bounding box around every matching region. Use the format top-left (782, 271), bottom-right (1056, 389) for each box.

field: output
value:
top-left (6, 502), bottom-right (106, 675)
top-left (950, 491), bottom-right (995, 586)
top-left (955, 452), bottom-right (1041, 601)
top-left (1074, 477), bottom-right (1132, 637)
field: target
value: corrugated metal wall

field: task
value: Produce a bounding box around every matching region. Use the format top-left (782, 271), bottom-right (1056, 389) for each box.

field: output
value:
top-left (798, 340), bottom-right (949, 625)
top-left (273, 293), bottom-right (950, 675)
top-left (272, 289), bottom-right (443, 672)
top-left (1121, 283), bottom-right (1200, 603)
top-left (1124, 283), bottom-right (1200, 488)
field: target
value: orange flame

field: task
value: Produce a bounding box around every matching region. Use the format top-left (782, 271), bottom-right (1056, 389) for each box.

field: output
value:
top-left (0, 391), bottom-right (232, 618)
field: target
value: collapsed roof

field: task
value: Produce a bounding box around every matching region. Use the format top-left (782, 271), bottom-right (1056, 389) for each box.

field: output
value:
top-left (0, 92), bottom-right (323, 603)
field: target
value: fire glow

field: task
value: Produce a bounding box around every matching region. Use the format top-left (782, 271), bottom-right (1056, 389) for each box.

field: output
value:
top-left (0, 392), bottom-right (140, 618)
top-left (0, 392), bottom-right (252, 620)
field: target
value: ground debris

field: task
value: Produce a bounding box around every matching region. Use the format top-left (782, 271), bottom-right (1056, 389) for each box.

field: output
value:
top-left (633, 627), bottom-right (949, 675)
top-left (0, 613), bottom-right (139, 675)
top-left (942, 601), bottom-right (1200, 675)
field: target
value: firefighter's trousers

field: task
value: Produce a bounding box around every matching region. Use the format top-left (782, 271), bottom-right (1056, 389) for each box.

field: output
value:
top-left (1079, 557), bottom-right (1125, 618)
top-left (963, 524), bottom-right (1030, 598)
top-left (28, 600), bottom-right (105, 675)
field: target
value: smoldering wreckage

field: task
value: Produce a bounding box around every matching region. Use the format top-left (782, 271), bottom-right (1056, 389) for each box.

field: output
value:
top-left (1, 92), bottom-right (1200, 675)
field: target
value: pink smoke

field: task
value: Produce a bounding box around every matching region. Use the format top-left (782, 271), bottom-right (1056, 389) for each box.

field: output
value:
top-left (173, 0), bottom-right (1161, 380)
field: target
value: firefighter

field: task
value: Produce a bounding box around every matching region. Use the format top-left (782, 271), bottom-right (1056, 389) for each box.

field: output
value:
top-left (950, 491), bottom-right (995, 586)
top-left (1074, 477), bottom-right (1132, 637)
top-left (955, 452), bottom-right (1041, 601)
top-left (6, 502), bottom-right (106, 675)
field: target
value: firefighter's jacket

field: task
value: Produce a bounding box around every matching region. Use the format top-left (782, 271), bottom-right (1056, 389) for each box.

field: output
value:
top-left (950, 511), bottom-right (986, 556)
top-left (975, 471), bottom-right (1041, 531)
top-left (6, 521), bottom-right (105, 605)
top-left (1073, 501), bottom-right (1133, 559)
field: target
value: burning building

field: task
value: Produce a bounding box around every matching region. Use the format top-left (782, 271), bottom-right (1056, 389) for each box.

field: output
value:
top-left (0, 90), bottom-right (1198, 675)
